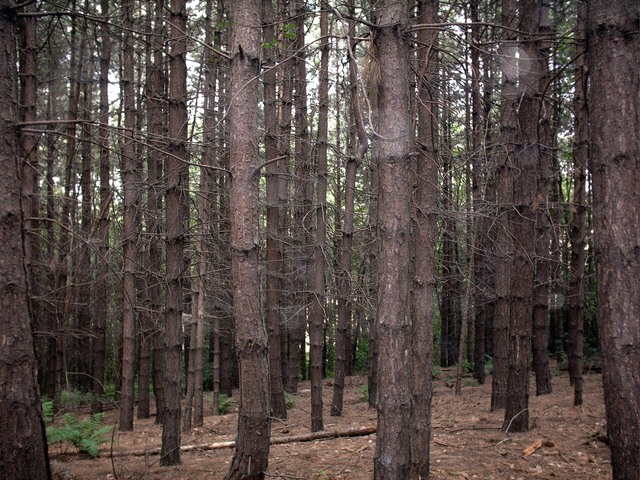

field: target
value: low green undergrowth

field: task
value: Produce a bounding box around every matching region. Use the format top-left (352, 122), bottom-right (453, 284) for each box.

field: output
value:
top-left (46, 412), bottom-right (113, 457)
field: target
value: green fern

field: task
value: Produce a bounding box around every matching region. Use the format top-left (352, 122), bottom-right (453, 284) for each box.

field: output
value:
top-left (41, 400), bottom-right (54, 423)
top-left (218, 394), bottom-right (236, 415)
top-left (46, 412), bottom-right (113, 457)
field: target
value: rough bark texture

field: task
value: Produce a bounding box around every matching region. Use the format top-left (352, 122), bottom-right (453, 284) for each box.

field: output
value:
top-left (120, 0), bottom-right (139, 432)
top-left (263, 0), bottom-right (287, 421)
top-left (588, 1), bottom-right (640, 478)
top-left (567, 0), bottom-right (587, 407)
top-left (0, 5), bottom-right (51, 477)
top-left (161, 0), bottom-right (188, 465)
top-left (372, 0), bottom-right (413, 477)
top-left (532, 0), bottom-right (553, 397)
top-left (411, 1), bottom-right (438, 477)
top-left (147, 0), bottom-right (166, 425)
top-left (225, 0), bottom-right (272, 478)
top-left (332, 0), bottom-right (363, 416)
top-left (491, 0), bottom-right (517, 413)
top-left (91, 0), bottom-right (111, 415)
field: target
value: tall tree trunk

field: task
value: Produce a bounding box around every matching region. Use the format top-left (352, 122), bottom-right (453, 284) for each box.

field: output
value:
top-left (0, 5), bottom-right (51, 475)
top-left (120, 0), bottom-right (139, 431)
top-left (161, 0), bottom-right (189, 465)
top-left (310, 0), bottom-right (329, 421)
top-left (332, 0), bottom-right (366, 417)
top-left (92, 0), bottom-right (111, 415)
top-left (290, 0), bottom-right (319, 432)
top-left (276, 0), bottom-right (297, 393)
top-left (18, 0), bottom-right (40, 351)
top-left (588, 2), bottom-right (640, 478)
top-left (225, 1), bottom-right (272, 478)
top-left (567, 0), bottom-right (587, 407)
top-left (502, 0), bottom-right (546, 433)
top-left (77, 70), bottom-right (93, 393)
top-left (491, 0), bottom-right (517, 413)
top-left (532, 0), bottom-right (553, 397)
top-left (470, 0), bottom-right (486, 385)
top-left (411, 0), bottom-right (439, 476)
top-left (263, 0), bottom-right (287, 420)
top-left (372, 0), bottom-right (413, 477)
top-left (147, 0), bottom-right (166, 425)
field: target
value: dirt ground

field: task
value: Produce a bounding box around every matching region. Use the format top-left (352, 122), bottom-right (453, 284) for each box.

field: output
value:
top-left (49, 367), bottom-right (611, 480)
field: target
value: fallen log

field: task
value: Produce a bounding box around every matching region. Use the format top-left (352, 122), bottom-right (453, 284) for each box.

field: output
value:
top-left (101, 424), bottom-right (377, 458)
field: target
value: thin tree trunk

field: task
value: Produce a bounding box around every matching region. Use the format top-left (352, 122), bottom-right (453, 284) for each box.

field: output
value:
top-left (332, 0), bottom-right (365, 416)
top-left (291, 0), bottom-right (319, 432)
top-left (567, 0), bottom-right (587, 407)
top-left (532, 0), bottom-right (553, 397)
top-left (120, 0), bottom-right (139, 432)
top-left (148, 0), bottom-right (166, 425)
top-left (310, 0), bottom-right (329, 419)
top-left (470, 0), bottom-right (486, 386)
top-left (491, 0), bottom-right (517, 413)
top-left (161, 0), bottom-right (189, 465)
top-left (92, 0), bottom-right (111, 415)
top-left (263, 0), bottom-right (287, 420)
top-left (411, 0), bottom-right (438, 476)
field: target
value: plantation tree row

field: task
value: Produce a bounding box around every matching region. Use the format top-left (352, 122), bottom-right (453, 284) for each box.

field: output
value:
top-left (0, 0), bottom-right (638, 479)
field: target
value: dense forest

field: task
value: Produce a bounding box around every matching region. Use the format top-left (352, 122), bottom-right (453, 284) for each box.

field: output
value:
top-left (0, 0), bottom-right (638, 479)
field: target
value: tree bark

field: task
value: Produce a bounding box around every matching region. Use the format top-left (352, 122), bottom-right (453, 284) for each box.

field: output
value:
top-left (225, 0), bottom-right (272, 478)
top-left (411, 0), bottom-right (438, 476)
top-left (263, 0), bottom-right (287, 420)
top-left (567, 0), bottom-right (587, 407)
top-left (0, 5), bottom-right (51, 476)
top-left (120, 0), bottom-right (139, 432)
top-left (491, 0), bottom-right (517, 413)
top-left (147, 0), bottom-right (166, 425)
top-left (372, 0), bottom-right (413, 477)
top-left (332, 0), bottom-right (365, 417)
top-left (161, 0), bottom-right (189, 465)
top-left (588, 1), bottom-right (640, 478)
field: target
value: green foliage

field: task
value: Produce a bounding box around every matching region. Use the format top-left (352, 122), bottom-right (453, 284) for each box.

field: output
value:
top-left (218, 394), bottom-right (236, 415)
top-left (464, 380), bottom-right (479, 387)
top-left (59, 389), bottom-right (93, 409)
top-left (354, 338), bottom-right (369, 374)
top-left (46, 412), bottom-right (113, 457)
top-left (359, 385), bottom-right (369, 403)
top-left (463, 360), bottom-right (475, 374)
top-left (42, 399), bottom-right (54, 423)
top-left (432, 365), bottom-right (442, 378)
top-left (284, 392), bottom-right (296, 410)
top-left (282, 23), bottom-right (296, 40)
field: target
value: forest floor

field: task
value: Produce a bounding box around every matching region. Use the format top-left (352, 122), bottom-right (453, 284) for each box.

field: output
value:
top-left (49, 365), bottom-right (611, 480)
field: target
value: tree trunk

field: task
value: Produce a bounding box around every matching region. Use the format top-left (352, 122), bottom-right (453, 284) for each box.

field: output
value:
top-left (0, 6), bottom-right (51, 476)
top-left (372, 0), bottom-right (413, 477)
top-left (588, 2), bottom-right (640, 478)
top-left (532, 0), bottom-right (553, 397)
top-left (224, 0), bottom-right (272, 478)
top-left (332, 0), bottom-right (365, 417)
top-left (411, 0), bottom-right (438, 476)
top-left (120, 0), bottom-right (139, 432)
top-left (263, 0), bottom-right (287, 421)
top-left (91, 0), bottom-right (111, 415)
top-left (567, 0), bottom-right (587, 407)
top-left (161, 0), bottom-right (189, 465)
top-left (491, 0), bottom-right (517, 413)
top-left (147, 0), bottom-right (166, 425)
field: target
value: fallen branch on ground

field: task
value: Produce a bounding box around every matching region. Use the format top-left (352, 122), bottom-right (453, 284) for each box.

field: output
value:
top-left (98, 424), bottom-right (377, 458)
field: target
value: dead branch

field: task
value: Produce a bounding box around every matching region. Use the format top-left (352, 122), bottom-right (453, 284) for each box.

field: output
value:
top-left (99, 425), bottom-right (377, 458)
